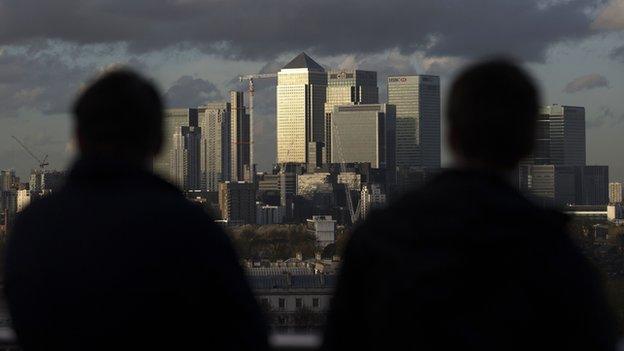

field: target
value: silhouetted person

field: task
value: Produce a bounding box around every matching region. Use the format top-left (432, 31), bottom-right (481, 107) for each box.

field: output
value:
top-left (4, 70), bottom-right (268, 351)
top-left (323, 60), bottom-right (616, 351)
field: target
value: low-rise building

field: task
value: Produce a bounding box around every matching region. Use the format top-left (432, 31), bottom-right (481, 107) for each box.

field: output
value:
top-left (257, 204), bottom-right (285, 225)
top-left (245, 257), bottom-right (339, 333)
top-left (306, 216), bottom-right (336, 247)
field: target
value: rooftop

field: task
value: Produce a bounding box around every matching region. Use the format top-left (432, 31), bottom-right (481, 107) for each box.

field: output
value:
top-left (283, 53), bottom-right (325, 72)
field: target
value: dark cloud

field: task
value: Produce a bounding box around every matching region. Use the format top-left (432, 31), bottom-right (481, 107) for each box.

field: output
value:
top-left (0, 0), bottom-right (601, 61)
top-left (0, 49), bottom-right (95, 117)
top-left (164, 76), bottom-right (223, 107)
top-left (587, 107), bottom-right (624, 128)
top-left (610, 45), bottom-right (624, 62)
top-left (563, 73), bottom-right (609, 93)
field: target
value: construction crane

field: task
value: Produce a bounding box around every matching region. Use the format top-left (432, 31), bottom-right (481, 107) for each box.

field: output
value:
top-left (238, 73), bottom-right (277, 171)
top-left (11, 135), bottom-right (49, 172)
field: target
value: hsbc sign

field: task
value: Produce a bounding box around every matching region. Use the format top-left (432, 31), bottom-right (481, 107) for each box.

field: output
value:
top-left (388, 77), bottom-right (408, 83)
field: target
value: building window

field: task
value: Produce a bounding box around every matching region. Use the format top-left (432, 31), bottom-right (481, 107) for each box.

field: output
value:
top-left (279, 298), bottom-right (285, 309)
top-left (296, 298), bottom-right (302, 308)
top-left (313, 298), bottom-right (319, 308)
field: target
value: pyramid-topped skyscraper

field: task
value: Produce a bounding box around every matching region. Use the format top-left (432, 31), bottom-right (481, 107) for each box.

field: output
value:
top-left (276, 53), bottom-right (327, 165)
top-left (282, 52), bottom-right (325, 71)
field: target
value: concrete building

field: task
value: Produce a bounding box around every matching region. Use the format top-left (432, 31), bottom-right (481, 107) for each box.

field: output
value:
top-left (297, 173), bottom-right (333, 199)
top-left (248, 270), bottom-right (336, 333)
top-left (387, 75), bottom-right (441, 169)
top-left (578, 166), bottom-right (609, 206)
top-left (230, 91), bottom-right (251, 182)
top-left (171, 126), bottom-right (201, 190)
top-left (523, 112), bottom-right (552, 165)
top-left (360, 184), bottom-right (387, 219)
top-left (523, 165), bottom-right (576, 207)
top-left (198, 102), bottom-right (231, 191)
top-left (277, 53), bottom-right (327, 164)
top-left (337, 172), bottom-right (361, 192)
top-left (0, 190), bottom-right (17, 227)
top-left (306, 215), bottom-right (336, 247)
top-left (153, 108), bottom-right (198, 183)
top-left (610, 182), bottom-right (623, 204)
top-left (540, 105), bottom-right (586, 166)
top-left (521, 165), bottom-right (609, 207)
top-left (16, 189), bottom-right (30, 213)
top-left (218, 181), bottom-right (256, 225)
top-left (0, 170), bottom-right (16, 192)
top-left (324, 70), bottom-right (378, 163)
top-left (29, 170), bottom-right (44, 193)
top-left (256, 204), bottom-right (285, 225)
top-left (608, 204), bottom-right (623, 222)
top-left (330, 104), bottom-right (396, 180)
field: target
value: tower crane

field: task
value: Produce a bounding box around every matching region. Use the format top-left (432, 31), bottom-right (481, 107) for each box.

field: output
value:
top-left (238, 73), bottom-right (278, 172)
top-left (11, 135), bottom-right (49, 172)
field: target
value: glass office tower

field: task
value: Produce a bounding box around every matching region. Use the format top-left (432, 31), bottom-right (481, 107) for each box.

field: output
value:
top-left (324, 70), bottom-right (378, 163)
top-left (276, 53), bottom-right (327, 164)
top-left (387, 75), bottom-right (440, 169)
top-left (153, 108), bottom-right (198, 184)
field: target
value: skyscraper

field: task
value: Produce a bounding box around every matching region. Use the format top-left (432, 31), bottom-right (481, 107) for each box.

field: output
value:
top-left (153, 108), bottom-right (198, 183)
top-left (324, 70), bottom-right (378, 163)
top-left (199, 102), bottom-right (231, 191)
top-left (541, 105), bottom-right (586, 166)
top-left (277, 53), bottom-right (327, 164)
top-left (330, 104), bottom-right (396, 179)
top-left (218, 181), bottom-right (256, 225)
top-left (230, 91), bottom-right (251, 181)
top-left (171, 126), bottom-right (201, 190)
top-left (610, 182), bottom-right (623, 203)
top-left (387, 75), bottom-right (441, 169)
top-left (0, 170), bottom-right (15, 192)
top-left (577, 166), bottom-right (609, 205)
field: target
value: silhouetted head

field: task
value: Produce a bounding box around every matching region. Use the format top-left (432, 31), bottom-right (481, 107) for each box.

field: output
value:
top-left (73, 70), bottom-right (163, 163)
top-left (448, 59), bottom-right (540, 170)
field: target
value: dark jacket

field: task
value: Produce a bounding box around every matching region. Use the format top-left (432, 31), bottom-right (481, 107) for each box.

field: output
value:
top-left (4, 157), bottom-right (268, 351)
top-left (323, 169), bottom-right (616, 351)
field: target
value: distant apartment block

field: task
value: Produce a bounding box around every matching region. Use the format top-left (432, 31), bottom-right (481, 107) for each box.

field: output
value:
top-left (360, 184), bottom-right (387, 219)
top-left (307, 215), bottom-right (336, 247)
top-left (610, 182), bottom-right (623, 204)
top-left (256, 204), bottom-right (285, 225)
top-left (198, 102), bottom-right (231, 191)
top-left (521, 165), bottom-right (609, 207)
top-left (153, 108), bottom-right (198, 185)
top-left (171, 126), bottom-right (201, 190)
top-left (230, 91), bottom-right (251, 182)
top-left (218, 181), bottom-right (256, 225)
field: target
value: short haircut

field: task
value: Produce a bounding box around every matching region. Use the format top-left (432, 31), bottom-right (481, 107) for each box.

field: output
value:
top-left (447, 59), bottom-right (540, 169)
top-left (73, 70), bottom-right (163, 158)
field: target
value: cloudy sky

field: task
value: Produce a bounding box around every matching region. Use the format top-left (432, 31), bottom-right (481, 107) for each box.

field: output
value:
top-left (0, 0), bottom-right (623, 180)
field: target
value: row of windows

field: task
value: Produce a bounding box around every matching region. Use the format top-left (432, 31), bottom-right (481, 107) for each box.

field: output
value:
top-left (261, 297), bottom-right (321, 309)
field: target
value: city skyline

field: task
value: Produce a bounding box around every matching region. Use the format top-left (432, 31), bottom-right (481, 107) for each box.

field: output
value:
top-left (0, 0), bottom-right (623, 180)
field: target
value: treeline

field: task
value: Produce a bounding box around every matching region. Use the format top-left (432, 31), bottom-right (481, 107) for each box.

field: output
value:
top-left (228, 224), bottom-right (350, 261)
